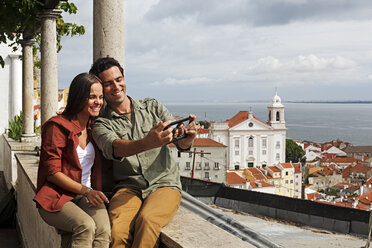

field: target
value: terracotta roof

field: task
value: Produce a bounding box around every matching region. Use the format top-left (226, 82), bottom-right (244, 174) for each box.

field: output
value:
top-left (249, 181), bottom-right (274, 188)
top-left (342, 165), bottom-right (352, 178)
top-left (245, 167), bottom-right (268, 180)
top-left (343, 146), bottom-right (372, 153)
top-left (225, 111), bottom-right (270, 128)
top-left (307, 192), bottom-right (321, 200)
top-left (350, 164), bottom-right (372, 173)
top-left (292, 163), bottom-right (301, 173)
top-left (280, 163), bottom-right (293, 169)
top-left (168, 138), bottom-right (226, 147)
top-left (266, 166), bottom-right (281, 173)
top-left (321, 157), bottom-right (358, 164)
top-left (227, 172), bottom-right (246, 185)
top-left (197, 128), bottom-right (209, 134)
top-left (226, 111), bottom-right (249, 128)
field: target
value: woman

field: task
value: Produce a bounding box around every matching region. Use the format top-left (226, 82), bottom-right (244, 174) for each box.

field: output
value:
top-left (33, 73), bottom-right (110, 248)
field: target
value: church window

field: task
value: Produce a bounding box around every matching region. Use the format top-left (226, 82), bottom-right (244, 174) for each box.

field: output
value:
top-left (249, 150), bottom-right (253, 155)
top-left (276, 111), bottom-right (280, 121)
top-left (276, 153), bottom-right (280, 160)
top-left (235, 150), bottom-right (239, 155)
top-left (248, 137), bottom-right (253, 147)
top-left (276, 141), bottom-right (280, 149)
top-left (185, 162), bottom-right (191, 170)
top-left (234, 139), bottom-right (239, 148)
top-left (234, 165), bottom-right (240, 170)
top-left (248, 162), bottom-right (254, 167)
top-left (262, 150), bottom-right (266, 155)
top-left (262, 138), bottom-right (267, 148)
top-left (268, 111), bottom-right (271, 121)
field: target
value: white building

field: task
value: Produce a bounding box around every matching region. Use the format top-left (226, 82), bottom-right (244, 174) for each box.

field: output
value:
top-left (210, 93), bottom-right (286, 170)
top-left (169, 138), bottom-right (227, 183)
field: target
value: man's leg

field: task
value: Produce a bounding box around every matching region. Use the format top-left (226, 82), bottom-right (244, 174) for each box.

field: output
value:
top-left (108, 188), bottom-right (142, 248)
top-left (132, 187), bottom-right (181, 248)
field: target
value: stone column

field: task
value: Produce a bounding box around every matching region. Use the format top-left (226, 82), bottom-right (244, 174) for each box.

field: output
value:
top-left (8, 54), bottom-right (22, 119)
top-left (40, 9), bottom-right (61, 125)
top-left (19, 39), bottom-right (36, 142)
top-left (93, 0), bottom-right (125, 66)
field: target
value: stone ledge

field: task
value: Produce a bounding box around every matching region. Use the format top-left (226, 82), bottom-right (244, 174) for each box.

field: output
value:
top-left (14, 153), bottom-right (250, 247)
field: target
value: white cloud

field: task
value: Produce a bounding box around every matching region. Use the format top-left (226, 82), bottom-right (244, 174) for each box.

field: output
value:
top-left (57, 0), bottom-right (372, 101)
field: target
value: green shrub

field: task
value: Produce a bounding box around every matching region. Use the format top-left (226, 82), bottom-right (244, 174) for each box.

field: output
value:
top-left (8, 111), bottom-right (23, 141)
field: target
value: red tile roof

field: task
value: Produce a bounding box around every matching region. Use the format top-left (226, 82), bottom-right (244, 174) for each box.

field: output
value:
top-left (249, 181), bottom-right (274, 188)
top-left (225, 111), bottom-right (270, 128)
top-left (227, 172), bottom-right (246, 185)
top-left (321, 157), bottom-right (358, 164)
top-left (245, 168), bottom-right (268, 180)
top-left (197, 128), bottom-right (209, 134)
top-left (350, 164), bottom-right (372, 173)
top-left (307, 192), bottom-right (321, 200)
top-left (267, 166), bottom-right (281, 173)
top-left (292, 163), bottom-right (301, 173)
top-left (280, 163), bottom-right (293, 169)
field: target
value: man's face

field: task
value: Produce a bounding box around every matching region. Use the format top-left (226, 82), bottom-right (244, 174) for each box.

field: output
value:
top-left (99, 66), bottom-right (126, 106)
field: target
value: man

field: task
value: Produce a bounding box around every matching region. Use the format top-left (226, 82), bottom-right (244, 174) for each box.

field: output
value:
top-left (89, 57), bottom-right (197, 248)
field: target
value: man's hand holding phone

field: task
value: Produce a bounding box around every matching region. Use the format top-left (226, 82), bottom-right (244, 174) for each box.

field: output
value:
top-left (164, 114), bottom-right (197, 148)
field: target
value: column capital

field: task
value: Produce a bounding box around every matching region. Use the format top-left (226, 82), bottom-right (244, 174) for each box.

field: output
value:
top-left (19, 39), bottom-right (35, 47)
top-left (38, 9), bottom-right (62, 20)
top-left (8, 54), bottom-right (22, 59)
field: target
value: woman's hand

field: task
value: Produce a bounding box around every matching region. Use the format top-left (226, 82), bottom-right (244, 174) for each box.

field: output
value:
top-left (86, 189), bottom-right (109, 206)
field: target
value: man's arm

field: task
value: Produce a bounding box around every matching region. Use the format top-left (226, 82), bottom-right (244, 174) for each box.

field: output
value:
top-left (112, 120), bottom-right (174, 157)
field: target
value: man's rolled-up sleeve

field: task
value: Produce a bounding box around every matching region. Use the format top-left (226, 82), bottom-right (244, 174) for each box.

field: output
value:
top-left (92, 119), bottom-right (120, 160)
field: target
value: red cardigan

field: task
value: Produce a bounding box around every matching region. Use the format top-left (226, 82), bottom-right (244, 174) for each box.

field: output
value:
top-left (33, 115), bottom-right (102, 212)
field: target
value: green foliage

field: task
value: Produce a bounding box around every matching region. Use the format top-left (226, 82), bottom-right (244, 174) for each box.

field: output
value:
top-left (198, 120), bottom-right (210, 129)
top-left (0, 0), bottom-right (85, 68)
top-left (7, 111), bottom-right (40, 141)
top-left (8, 112), bottom-right (23, 141)
top-left (286, 139), bottom-right (306, 164)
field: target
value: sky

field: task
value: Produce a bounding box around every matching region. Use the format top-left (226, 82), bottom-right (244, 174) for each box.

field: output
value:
top-left (58, 0), bottom-right (372, 103)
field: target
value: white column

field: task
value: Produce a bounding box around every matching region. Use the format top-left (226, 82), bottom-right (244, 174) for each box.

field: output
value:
top-left (40, 9), bottom-right (61, 125)
top-left (93, 0), bottom-right (125, 66)
top-left (19, 39), bottom-right (35, 142)
top-left (8, 54), bottom-right (22, 119)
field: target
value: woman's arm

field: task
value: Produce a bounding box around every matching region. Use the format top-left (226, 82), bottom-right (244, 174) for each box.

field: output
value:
top-left (47, 172), bottom-right (109, 206)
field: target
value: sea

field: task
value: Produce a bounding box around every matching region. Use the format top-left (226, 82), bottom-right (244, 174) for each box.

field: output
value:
top-left (163, 102), bottom-right (372, 146)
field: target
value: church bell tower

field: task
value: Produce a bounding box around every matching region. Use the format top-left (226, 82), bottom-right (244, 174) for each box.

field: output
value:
top-left (267, 92), bottom-right (286, 129)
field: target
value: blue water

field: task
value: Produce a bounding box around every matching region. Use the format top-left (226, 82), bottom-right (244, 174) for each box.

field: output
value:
top-left (164, 102), bottom-right (372, 146)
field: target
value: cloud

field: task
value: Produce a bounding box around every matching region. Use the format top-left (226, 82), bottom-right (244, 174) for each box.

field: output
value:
top-left (247, 54), bottom-right (357, 73)
top-left (145, 0), bottom-right (372, 27)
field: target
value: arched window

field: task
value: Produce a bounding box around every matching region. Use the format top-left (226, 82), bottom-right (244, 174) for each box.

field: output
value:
top-left (248, 137), bottom-right (253, 147)
top-left (276, 111), bottom-right (280, 121)
top-left (268, 111), bottom-right (271, 121)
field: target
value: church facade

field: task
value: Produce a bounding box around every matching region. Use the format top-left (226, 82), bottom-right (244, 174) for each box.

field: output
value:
top-left (210, 93), bottom-right (286, 170)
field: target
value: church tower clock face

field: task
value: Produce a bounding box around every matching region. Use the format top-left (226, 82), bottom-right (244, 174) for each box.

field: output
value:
top-left (249, 122), bottom-right (253, 127)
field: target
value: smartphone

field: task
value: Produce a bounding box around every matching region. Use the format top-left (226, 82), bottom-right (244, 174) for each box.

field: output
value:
top-left (163, 116), bottom-right (193, 143)
top-left (163, 116), bottom-right (193, 131)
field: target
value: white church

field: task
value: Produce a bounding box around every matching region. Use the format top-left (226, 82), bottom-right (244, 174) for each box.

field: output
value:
top-left (210, 93), bottom-right (286, 170)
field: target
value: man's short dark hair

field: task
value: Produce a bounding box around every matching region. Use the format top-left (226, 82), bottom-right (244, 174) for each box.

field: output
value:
top-left (89, 57), bottom-right (124, 77)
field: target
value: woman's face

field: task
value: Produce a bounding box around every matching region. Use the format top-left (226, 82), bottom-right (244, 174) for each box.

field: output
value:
top-left (80, 82), bottom-right (103, 118)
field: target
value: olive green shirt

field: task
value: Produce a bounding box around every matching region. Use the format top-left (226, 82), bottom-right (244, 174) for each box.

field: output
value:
top-left (92, 97), bottom-right (181, 198)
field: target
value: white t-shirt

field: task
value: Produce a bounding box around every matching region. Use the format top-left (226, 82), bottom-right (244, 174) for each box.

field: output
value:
top-left (76, 142), bottom-right (95, 188)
